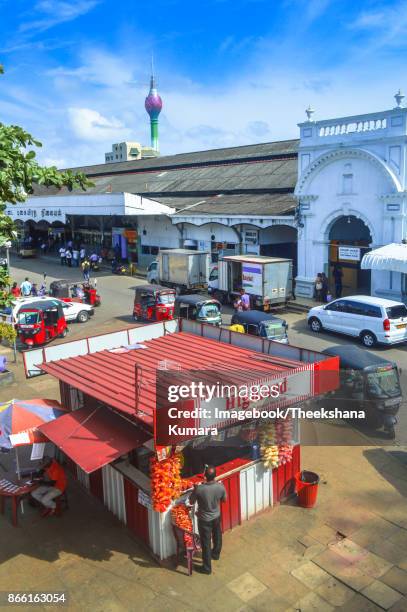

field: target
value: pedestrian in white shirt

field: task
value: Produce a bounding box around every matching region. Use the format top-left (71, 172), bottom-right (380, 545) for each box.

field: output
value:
top-left (59, 246), bottom-right (66, 266)
top-left (65, 250), bottom-right (72, 268)
top-left (72, 249), bottom-right (79, 267)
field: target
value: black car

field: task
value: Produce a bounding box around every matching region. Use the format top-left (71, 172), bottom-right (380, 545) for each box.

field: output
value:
top-left (231, 310), bottom-right (288, 343)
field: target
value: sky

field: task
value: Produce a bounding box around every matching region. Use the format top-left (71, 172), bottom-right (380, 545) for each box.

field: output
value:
top-left (1, 0), bottom-right (407, 168)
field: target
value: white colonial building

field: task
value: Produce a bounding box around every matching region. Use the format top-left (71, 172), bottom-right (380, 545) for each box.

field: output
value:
top-left (295, 93), bottom-right (407, 302)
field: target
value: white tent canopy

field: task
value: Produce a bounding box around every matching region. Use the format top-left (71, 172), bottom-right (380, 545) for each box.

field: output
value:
top-left (361, 243), bottom-right (407, 273)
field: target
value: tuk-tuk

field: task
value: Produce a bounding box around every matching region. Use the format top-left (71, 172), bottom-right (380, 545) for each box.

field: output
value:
top-left (230, 310), bottom-right (288, 343)
top-left (49, 280), bottom-right (101, 307)
top-left (133, 285), bottom-right (175, 322)
top-left (16, 300), bottom-right (67, 348)
top-left (174, 294), bottom-right (222, 326)
top-left (322, 345), bottom-right (402, 439)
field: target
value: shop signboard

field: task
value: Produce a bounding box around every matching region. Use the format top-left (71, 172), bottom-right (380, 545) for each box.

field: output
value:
top-left (242, 263), bottom-right (262, 295)
top-left (5, 207), bottom-right (66, 223)
top-left (155, 366), bottom-right (314, 446)
top-left (338, 246), bottom-right (361, 261)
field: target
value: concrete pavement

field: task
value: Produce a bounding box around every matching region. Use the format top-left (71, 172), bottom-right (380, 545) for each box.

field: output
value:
top-left (1, 255), bottom-right (407, 611)
top-left (0, 445), bottom-right (406, 611)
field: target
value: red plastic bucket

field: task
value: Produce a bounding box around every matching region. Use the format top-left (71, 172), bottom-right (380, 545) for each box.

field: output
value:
top-left (296, 471), bottom-right (320, 508)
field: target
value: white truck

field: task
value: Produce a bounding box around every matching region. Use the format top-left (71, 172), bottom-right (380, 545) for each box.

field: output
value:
top-left (210, 254), bottom-right (293, 307)
top-left (146, 249), bottom-right (211, 293)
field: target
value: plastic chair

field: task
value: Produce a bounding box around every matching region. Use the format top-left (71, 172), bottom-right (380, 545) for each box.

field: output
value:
top-left (172, 525), bottom-right (201, 576)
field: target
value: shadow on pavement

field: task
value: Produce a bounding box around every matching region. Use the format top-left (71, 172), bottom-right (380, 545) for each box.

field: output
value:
top-left (363, 447), bottom-right (407, 499)
top-left (0, 475), bottom-right (159, 571)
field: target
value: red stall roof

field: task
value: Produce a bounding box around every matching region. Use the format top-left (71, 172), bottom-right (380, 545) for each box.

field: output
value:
top-left (39, 331), bottom-right (310, 430)
top-left (38, 406), bottom-right (150, 473)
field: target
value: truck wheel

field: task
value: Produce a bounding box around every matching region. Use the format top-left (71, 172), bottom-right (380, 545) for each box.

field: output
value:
top-left (385, 424), bottom-right (396, 440)
top-left (77, 311), bottom-right (89, 323)
top-left (59, 328), bottom-right (67, 338)
top-left (309, 317), bottom-right (322, 333)
top-left (360, 331), bottom-right (376, 348)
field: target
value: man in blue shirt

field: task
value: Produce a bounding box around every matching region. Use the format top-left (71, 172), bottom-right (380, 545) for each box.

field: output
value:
top-left (20, 278), bottom-right (32, 297)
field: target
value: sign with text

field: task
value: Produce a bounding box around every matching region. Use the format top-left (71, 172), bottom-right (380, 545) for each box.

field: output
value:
top-left (242, 264), bottom-right (262, 295)
top-left (155, 366), bottom-right (315, 446)
top-left (6, 207), bottom-right (66, 223)
top-left (338, 246), bottom-right (361, 261)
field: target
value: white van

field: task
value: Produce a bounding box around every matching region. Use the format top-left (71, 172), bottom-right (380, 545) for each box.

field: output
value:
top-left (307, 295), bottom-right (407, 347)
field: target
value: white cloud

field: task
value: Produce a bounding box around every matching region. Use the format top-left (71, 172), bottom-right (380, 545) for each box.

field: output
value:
top-left (19, 0), bottom-right (100, 34)
top-left (68, 108), bottom-right (128, 142)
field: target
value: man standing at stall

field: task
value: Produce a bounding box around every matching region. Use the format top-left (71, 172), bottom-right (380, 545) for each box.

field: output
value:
top-left (31, 456), bottom-right (67, 517)
top-left (188, 465), bottom-right (226, 574)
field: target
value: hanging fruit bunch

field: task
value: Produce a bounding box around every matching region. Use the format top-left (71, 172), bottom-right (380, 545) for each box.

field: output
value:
top-left (259, 421), bottom-right (279, 469)
top-left (278, 444), bottom-right (293, 465)
top-left (171, 504), bottom-right (194, 546)
top-left (150, 454), bottom-right (182, 512)
top-left (240, 423), bottom-right (258, 443)
top-left (275, 417), bottom-right (293, 446)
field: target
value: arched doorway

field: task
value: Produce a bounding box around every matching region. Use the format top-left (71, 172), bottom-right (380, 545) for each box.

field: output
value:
top-left (259, 225), bottom-right (298, 277)
top-left (328, 215), bottom-right (372, 295)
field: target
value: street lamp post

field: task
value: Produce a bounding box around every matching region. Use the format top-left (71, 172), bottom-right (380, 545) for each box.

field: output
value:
top-left (4, 240), bottom-right (11, 270)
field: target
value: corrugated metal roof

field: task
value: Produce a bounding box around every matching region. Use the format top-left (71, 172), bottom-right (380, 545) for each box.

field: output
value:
top-left (68, 139), bottom-right (299, 175)
top-left (31, 138), bottom-right (299, 217)
top-left (33, 157), bottom-right (298, 199)
top-left (40, 331), bottom-right (303, 431)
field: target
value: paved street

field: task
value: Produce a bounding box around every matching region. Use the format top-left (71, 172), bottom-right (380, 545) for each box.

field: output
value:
top-left (7, 253), bottom-right (407, 446)
top-left (1, 254), bottom-right (407, 611)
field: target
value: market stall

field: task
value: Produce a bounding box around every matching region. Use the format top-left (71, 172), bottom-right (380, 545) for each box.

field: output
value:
top-left (36, 324), bottom-right (339, 561)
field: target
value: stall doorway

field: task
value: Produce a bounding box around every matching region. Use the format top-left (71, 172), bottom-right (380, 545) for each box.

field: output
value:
top-left (328, 215), bottom-right (371, 296)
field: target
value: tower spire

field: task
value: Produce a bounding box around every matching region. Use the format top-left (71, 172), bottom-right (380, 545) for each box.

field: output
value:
top-left (145, 56), bottom-right (162, 152)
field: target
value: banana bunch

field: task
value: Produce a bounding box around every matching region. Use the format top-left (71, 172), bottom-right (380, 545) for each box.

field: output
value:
top-left (259, 421), bottom-right (279, 468)
top-left (262, 444), bottom-right (279, 469)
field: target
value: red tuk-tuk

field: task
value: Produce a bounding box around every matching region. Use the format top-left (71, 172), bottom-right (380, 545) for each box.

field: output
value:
top-left (133, 285), bottom-right (176, 322)
top-left (49, 279), bottom-right (101, 307)
top-left (16, 300), bottom-right (67, 348)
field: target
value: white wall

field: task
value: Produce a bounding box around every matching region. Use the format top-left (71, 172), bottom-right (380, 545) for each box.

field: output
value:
top-left (140, 215), bottom-right (180, 248)
top-left (295, 149), bottom-right (405, 298)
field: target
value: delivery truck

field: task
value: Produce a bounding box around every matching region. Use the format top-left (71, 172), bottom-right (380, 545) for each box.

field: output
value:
top-left (146, 249), bottom-right (210, 293)
top-left (210, 254), bottom-right (293, 308)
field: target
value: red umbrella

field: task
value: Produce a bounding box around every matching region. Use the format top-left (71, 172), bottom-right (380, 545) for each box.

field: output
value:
top-left (0, 398), bottom-right (67, 450)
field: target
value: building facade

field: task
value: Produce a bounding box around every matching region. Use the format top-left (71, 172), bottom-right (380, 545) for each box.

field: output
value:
top-left (12, 94), bottom-right (407, 301)
top-left (295, 95), bottom-right (407, 302)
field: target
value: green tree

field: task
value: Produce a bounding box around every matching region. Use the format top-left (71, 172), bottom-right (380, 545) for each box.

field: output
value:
top-left (0, 63), bottom-right (92, 243)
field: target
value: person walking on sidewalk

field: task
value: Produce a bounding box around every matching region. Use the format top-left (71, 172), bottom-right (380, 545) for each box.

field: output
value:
top-left (59, 246), bottom-right (66, 266)
top-left (72, 248), bottom-right (79, 267)
top-left (188, 465), bottom-right (226, 575)
top-left (65, 249), bottom-right (72, 267)
top-left (82, 258), bottom-right (90, 283)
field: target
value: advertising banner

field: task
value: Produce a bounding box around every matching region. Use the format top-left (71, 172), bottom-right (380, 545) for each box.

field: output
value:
top-left (242, 264), bottom-right (262, 295)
